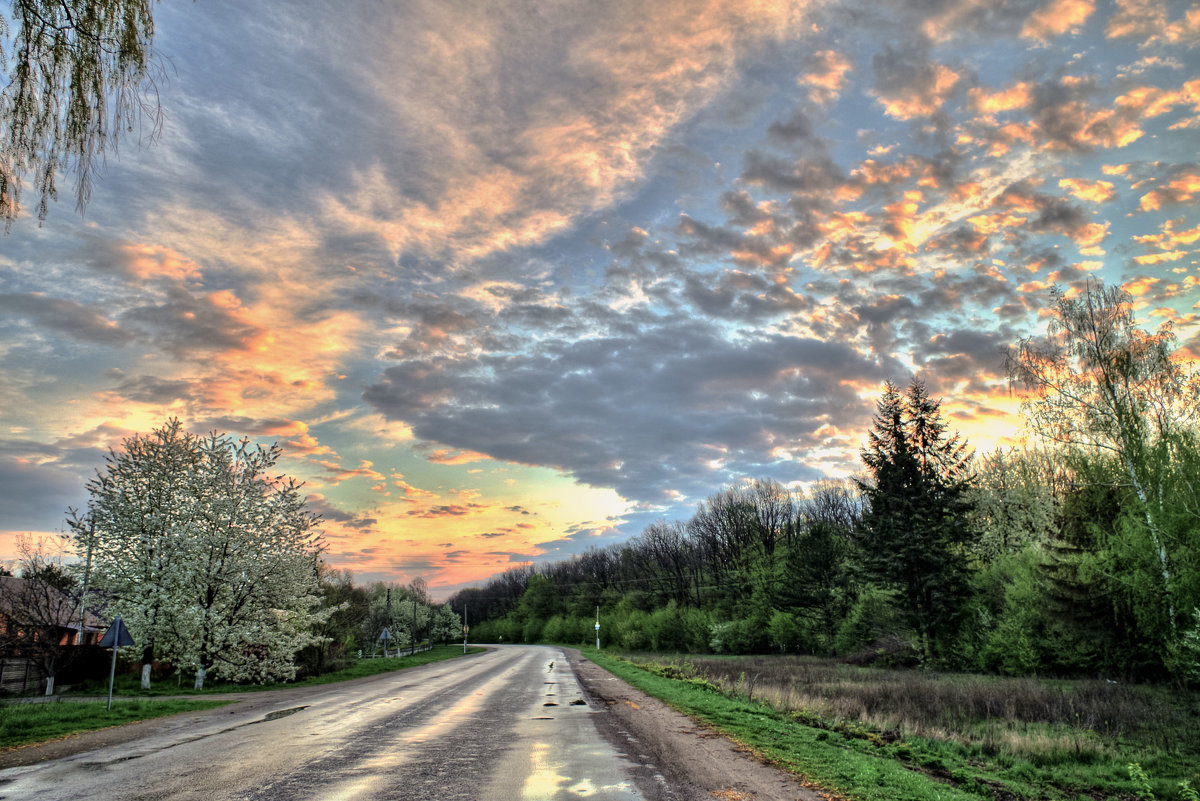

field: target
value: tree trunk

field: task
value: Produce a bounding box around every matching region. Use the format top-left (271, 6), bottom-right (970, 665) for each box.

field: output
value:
top-left (141, 644), bottom-right (155, 690)
top-left (44, 674), bottom-right (55, 696)
top-left (194, 665), bottom-right (207, 691)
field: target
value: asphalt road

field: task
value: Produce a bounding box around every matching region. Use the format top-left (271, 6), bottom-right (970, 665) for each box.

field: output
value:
top-left (0, 645), bottom-right (672, 801)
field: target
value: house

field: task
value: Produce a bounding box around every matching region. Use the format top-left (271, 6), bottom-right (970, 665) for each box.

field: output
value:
top-left (0, 575), bottom-right (107, 694)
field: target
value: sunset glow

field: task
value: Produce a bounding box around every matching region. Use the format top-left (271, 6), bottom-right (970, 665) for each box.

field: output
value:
top-left (2, 0), bottom-right (1198, 598)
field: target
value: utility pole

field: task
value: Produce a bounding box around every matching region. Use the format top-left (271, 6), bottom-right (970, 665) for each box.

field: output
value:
top-left (463, 603), bottom-right (468, 654)
top-left (76, 515), bottom-right (95, 646)
top-left (384, 587), bottom-right (393, 658)
top-left (595, 605), bottom-right (601, 650)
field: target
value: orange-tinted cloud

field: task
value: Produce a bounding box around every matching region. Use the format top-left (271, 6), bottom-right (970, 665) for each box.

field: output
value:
top-left (875, 63), bottom-right (963, 120)
top-left (801, 49), bottom-right (853, 104)
top-left (1139, 169), bottom-right (1200, 211)
top-left (1107, 0), bottom-right (1200, 46)
top-left (1058, 178), bottom-right (1116, 203)
top-left (1021, 0), bottom-right (1095, 41)
top-left (970, 82), bottom-right (1034, 115)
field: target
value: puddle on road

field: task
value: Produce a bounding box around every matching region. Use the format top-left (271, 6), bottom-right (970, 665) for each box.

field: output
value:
top-left (261, 706), bottom-right (309, 722)
top-left (521, 740), bottom-right (638, 799)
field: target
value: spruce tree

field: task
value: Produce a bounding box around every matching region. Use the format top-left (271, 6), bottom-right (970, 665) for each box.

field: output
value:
top-left (855, 379), bottom-right (975, 663)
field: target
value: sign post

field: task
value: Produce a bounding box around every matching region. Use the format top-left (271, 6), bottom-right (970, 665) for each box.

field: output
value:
top-left (380, 626), bottom-right (391, 658)
top-left (98, 616), bottom-right (135, 711)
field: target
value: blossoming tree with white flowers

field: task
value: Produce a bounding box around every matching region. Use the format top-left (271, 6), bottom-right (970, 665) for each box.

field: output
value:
top-left (70, 420), bottom-right (330, 689)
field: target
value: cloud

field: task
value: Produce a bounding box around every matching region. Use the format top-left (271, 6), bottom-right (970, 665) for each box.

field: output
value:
top-left (120, 287), bottom-right (265, 357)
top-left (0, 294), bottom-right (134, 345)
top-left (407, 504), bottom-right (485, 518)
top-left (1137, 166), bottom-right (1200, 211)
top-left (364, 309), bottom-right (894, 504)
top-left (799, 49), bottom-right (853, 105)
top-left (318, 0), bottom-right (813, 266)
top-left (312, 459), bottom-right (386, 485)
top-left (1021, 0), bottom-right (1095, 41)
top-left (105, 374), bottom-right (196, 404)
top-left (870, 43), bottom-right (965, 121)
top-left (1106, 0), bottom-right (1200, 47)
top-left (426, 448), bottom-right (490, 465)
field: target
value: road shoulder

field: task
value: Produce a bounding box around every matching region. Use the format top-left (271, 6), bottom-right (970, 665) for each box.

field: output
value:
top-left (565, 649), bottom-right (829, 801)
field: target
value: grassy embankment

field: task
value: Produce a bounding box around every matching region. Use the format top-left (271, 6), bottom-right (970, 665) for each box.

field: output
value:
top-left (583, 648), bottom-right (1200, 801)
top-left (1, 645), bottom-right (485, 749)
top-left (0, 699), bottom-right (231, 750)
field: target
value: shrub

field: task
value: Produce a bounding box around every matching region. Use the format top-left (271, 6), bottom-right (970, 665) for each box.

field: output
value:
top-left (768, 610), bottom-right (807, 653)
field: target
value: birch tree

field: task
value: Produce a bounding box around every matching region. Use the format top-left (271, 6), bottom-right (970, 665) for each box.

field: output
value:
top-left (1007, 281), bottom-right (1200, 652)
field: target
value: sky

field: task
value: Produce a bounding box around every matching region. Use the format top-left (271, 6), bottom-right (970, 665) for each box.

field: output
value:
top-left (2, 0), bottom-right (1198, 599)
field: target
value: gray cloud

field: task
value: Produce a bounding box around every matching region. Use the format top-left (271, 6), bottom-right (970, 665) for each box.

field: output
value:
top-left (119, 286), bottom-right (263, 357)
top-left (108, 375), bottom-right (196, 404)
top-left (365, 310), bottom-right (892, 504)
top-left (0, 293), bottom-right (135, 346)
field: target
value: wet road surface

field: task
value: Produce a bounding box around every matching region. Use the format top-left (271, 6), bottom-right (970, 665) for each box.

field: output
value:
top-left (0, 645), bottom-right (668, 801)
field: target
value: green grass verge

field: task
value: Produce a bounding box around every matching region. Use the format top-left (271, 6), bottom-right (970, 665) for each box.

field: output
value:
top-left (66, 645), bottom-right (487, 697)
top-left (580, 649), bottom-right (1197, 801)
top-left (0, 699), bottom-right (231, 750)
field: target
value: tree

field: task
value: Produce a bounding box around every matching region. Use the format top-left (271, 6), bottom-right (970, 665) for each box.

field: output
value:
top-left (67, 418), bottom-right (202, 689)
top-left (1, 0), bottom-right (164, 226)
top-left (429, 604), bottom-right (461, 645)
top-left (69, 420), bottom-right (329, 689)
top-left (967, 447), bottom-right (1064, 565)
top-left (1007, 281), bottom-right (1200, 653)
top-left (297, 567), bottom-right (369, 675)
top-left (160, 431), bottom-right (327, 689)
top-left (781, 481), bottom-right (861, 654)
top-left (0, 537), bottom-right (92, 694)
top-left (855, 379), bottom-right (975, 663)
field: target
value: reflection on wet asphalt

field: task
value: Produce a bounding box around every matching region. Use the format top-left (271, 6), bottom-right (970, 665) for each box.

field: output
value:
top-left (0, 646), bottom-right (651, 801)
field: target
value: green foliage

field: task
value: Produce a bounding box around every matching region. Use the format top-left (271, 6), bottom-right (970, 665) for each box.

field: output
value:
top-left (768, 609), bottom-right (807, 653)
top-left (1126, 763), bottom-right (1199, 801)
top-left (1009, 281), bottom-right (1200, 672)
top-left (834, 585), bottom-right (907, 658)
top-left (1175, 609), bottom-right (1200, 685)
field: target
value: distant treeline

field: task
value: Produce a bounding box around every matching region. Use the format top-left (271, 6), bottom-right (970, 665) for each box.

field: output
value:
top-left (450, 284), bottom-right (1200, 683)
